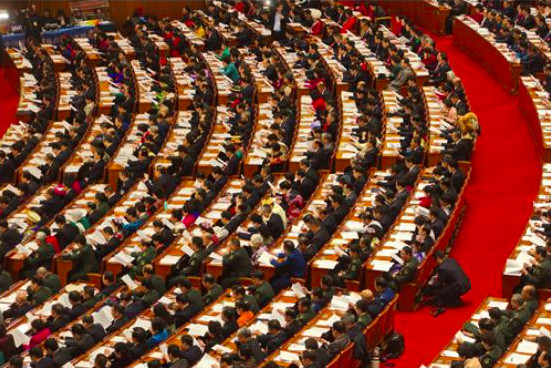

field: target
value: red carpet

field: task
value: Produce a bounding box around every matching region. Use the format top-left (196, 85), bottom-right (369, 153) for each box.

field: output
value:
top-left (392, 36), bottom-right (542, 367)
top-left (0, 66), bottom-right (20, 136)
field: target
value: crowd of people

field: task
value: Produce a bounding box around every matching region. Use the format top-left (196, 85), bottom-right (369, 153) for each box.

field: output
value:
top-left (0, 1), bottom-right (486, 368)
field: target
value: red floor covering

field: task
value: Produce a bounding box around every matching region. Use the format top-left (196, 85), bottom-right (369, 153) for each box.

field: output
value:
top-left (391, 36), bottom-right (542, 367)
top-left (0, 66), bottom-right (20, 136)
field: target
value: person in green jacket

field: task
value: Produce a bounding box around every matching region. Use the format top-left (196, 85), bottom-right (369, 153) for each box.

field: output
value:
top-left (221, 56), bottom-right (240, 83)
top-left (232, 285), bottom-right (259, 313)
top-left (219, 238), bottom-right (253, 288)
top-left (250, 270), bottom-right (274, 308)
top-left (390, 246), bottom-right (419, 290)
top-left (142, 264), bottom-right (166, 298)
top-left (63, 235), bottom-right (99, 283)
top-left (522, 246), bottom-right (551, 288)
top-left (202, 273), bottom-right (223, 305)
top-left (478, 331), bottom-right (502, 368)
top-left (129, 243), bottom-right (157, 278)
top-left (22, 231), bottom-right (55, 278)
top-left (27, 276), bottom-right (52, 306)
top-left (37, 267), bottom-right (61, 293)
top-left (296, 298), bottom-right (316, 326)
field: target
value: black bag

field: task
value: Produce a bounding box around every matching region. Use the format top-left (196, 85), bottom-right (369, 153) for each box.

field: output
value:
top-left (381, 333), bottom-right (405, 360)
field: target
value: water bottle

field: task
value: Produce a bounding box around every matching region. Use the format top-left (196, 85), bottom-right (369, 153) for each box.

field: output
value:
top-left (372, 346), bottom-right (380, 368)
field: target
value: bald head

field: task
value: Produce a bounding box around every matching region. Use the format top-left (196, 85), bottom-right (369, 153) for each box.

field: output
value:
top-left (36, 267), bottom-right (47, 278)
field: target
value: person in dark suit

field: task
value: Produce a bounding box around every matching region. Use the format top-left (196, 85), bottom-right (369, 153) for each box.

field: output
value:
top-left (106, 304), bottom-right (129, 335)
top-left (445, 0), bottom-right (468, 34)
top-left (270, 241), bottom-right (306, 292)
top-left (211, 167), bottom-right (228, 193)
top-left (0, 220), bottom-right (21, 259)
top-left (66, 324), bottom-right (95, 357)
top-left (268, 3), bottom-right (288, 40)
top-left (323, 321), bottom-right (351, 360)
top-left (82, 315), bottom-right (106, 343)
top-left (205, 27), bottom-right (222, 51)
top-left (389, 179), bottom-right (409, 218)
top-left (29, 346), bottom-right (55, 368)
top-left (261, 204), bottom-right (285, 239)
top-left (304, 217), bottom-right (330, 250)
top-left (257, 320), bottom-right (288, 354)
top-left (44, 338), bottom-right (72, 368)
top-left (296, 169), bottom-right (316, 200)
top-left (423, 250), bottom-right (471, 315)
top-left (54, 215), bottom-right (80, 249)
top-left (236, 328), bottom-right (265, 365)
top-left (399, 157), bottom-right (421, 187)
top-left (46, 304), bottom-right (70, 332)
top-left (180, 335), bottom-right (203, 365)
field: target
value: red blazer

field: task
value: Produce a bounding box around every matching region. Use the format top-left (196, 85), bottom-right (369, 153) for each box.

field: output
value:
top-left (24, 328), bottom-right (51, 350)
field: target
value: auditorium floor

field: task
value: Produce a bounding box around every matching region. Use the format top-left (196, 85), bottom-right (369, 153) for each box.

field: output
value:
top-left (392, 35), bottom-right (542, 367)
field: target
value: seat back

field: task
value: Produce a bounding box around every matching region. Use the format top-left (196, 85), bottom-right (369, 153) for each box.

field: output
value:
top-left (339, 342), bottom-right (356, 368)
top-left (86, 273), bottom-right (103, 289)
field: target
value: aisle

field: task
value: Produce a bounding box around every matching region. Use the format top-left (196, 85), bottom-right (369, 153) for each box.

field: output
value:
top-left (391, 36), bottom-right (542, 367)
top-left (0, 67), bottom-right (19, 137)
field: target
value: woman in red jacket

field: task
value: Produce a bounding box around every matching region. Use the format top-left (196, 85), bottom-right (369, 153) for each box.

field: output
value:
top-left (24, 319), bottom-right (51, 350)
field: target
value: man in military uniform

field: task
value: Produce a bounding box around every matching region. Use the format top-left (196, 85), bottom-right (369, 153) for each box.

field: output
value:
top-left (296, 298), bottom-right (316, 326)
top-left (250, 270), bottom-right (274, 308)
top-left (128, 242), bottom-right (157, 278)
top-left (354, 299), bottom-right (374, 328)
top-left (503, 293), bottom-right (532, 335)
top-left (21, 231), bottom-right (54, 278)
top-left (478, 331), bottom-right (502, 368)
top-left (27, 276), bottom-right (53, 306)
top-left (202, 273), bottom-right (223, 305)
top-left (219, 238), bottom-right (253, 288)
top-left (389, 246), bottom-right (419, 290)
top-left (36, 267), bottom-right (61, 293)
top-left (521, 284), bottom-right (540, 313)
top-left (333, 244), bottom-right (363, 287)
top-left (140, 265), bottom-right (165, 306)
top-left (462, 317), bottom-right (507, 351)
top-left (62, 235), bottom-right (99, 282)
top-left (232, 285), bottom-right (259, 313)
top-left (521, 246), bottom-right (551, 288)
top-left (168, 236), bottom-right (207, 288)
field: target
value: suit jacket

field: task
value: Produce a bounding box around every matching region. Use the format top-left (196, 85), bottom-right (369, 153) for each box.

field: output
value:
top-left (67, 333), bottom-right (95, 356)
top-left (266, 213), bottom-right (285, 239)
top-left (87, 323), bottom-right (106, 343)
top-left (325, 334), bottom-right (351, 359)
top-left (106, 316), bottom-right (129, 335)
top-left (181, 345), bottom-right (203, 365)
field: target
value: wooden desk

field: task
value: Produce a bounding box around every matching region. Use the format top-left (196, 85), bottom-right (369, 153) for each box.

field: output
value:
top-left (502, 165), bottom-right (551, 298)
top-left (453, 16), bottom-right (521, 94)
top-left (375, 0), bottom-right (450, 36)
top-left (519, 76), bottom-right (551, 163)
